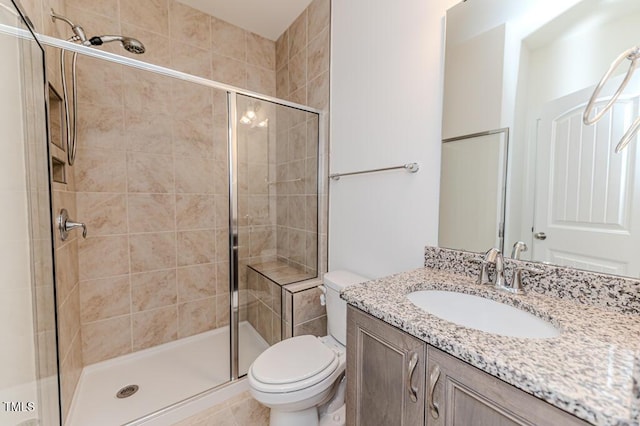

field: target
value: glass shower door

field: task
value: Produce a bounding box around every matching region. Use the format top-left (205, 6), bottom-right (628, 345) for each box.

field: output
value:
top-left (232, 94), bottom-right (320, 377)
top-left (0, 1), bottom-right (60, 425)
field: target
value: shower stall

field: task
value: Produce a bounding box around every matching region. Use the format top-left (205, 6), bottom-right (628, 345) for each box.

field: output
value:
top-left (1, 0), bottom-right (325, 424)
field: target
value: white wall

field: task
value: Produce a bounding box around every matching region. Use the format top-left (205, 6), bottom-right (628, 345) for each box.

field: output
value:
top-left (329, 0), bottom-right (458, 279)
top-left (442, 24), bottom-right (506, 140)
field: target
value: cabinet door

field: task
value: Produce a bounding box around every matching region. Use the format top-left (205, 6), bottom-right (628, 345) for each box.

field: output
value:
top-left (347, 306), bottom-right (426, 426)
top-left (426, 347), bottom-right (589, 426)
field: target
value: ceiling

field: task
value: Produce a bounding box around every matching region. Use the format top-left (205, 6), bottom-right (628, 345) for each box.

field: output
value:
top-left (177, 0), bottom-right (313, 41)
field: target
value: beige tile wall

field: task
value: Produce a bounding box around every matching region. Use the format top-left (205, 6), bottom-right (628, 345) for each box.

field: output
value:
top-left (247, 266), bottom-right (327, 345)
top-left (281, 284), bottom-right (327, 339)
top-left (237, 97), bottom-right (279, 298)
top-left (73, 61), bottom-right (231, 364)
top-left (58, 0), bottom-right (276, 365)
top-left (174, 391), bottom-right (269, 426)
top-left (292, 286), bottom-right (327, 336)
top-left (275, 0), bottom-right (330, 275)
top-left (275, 107), bottom-right (319, 274)
top-left (62, 0), bottom-right (276, 94)
top-left (276, 0), bottom-right (330, 110)
top-left (246, 268), bottom-right (282, 345)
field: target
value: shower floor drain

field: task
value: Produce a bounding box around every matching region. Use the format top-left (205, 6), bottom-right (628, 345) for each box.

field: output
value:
top-left (116, 385), bottom-right (139, 399)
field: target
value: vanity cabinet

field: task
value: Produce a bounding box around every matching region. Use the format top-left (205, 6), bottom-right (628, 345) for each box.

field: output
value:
top-left (346, 305), bottom-right (426, 425)
top-left (347, 306), bottom-right (590, 426)
top-left (427, 346), bottom-right (589, 426)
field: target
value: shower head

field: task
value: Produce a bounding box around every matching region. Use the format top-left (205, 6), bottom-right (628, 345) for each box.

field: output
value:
top-left (89, 35), bottom-right (146, 54)
top-left (50, 10), bottom-right (145, 54)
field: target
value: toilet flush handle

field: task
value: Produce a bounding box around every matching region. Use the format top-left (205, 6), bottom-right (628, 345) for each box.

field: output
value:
top-left (318, 285), bottom-right (327, 306)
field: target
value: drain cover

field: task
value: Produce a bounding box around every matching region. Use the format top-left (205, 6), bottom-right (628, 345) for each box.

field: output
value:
top-left (116, 385), bottom-right (139, 399)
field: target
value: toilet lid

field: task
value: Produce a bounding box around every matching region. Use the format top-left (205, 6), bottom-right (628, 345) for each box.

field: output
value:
top-left (251, 335), bottom-right (337, 385)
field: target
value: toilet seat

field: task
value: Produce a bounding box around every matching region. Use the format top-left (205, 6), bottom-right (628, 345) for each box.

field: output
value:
top-left (249, 335), bottom-right (340, 394)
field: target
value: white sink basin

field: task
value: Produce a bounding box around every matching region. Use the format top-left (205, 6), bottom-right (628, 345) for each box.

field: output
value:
top-left (406, 290), bottom-right (560, 339)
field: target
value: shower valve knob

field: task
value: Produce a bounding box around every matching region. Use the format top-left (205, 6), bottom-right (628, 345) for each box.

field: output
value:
top-left (58, 208), bottom-right (87, 241)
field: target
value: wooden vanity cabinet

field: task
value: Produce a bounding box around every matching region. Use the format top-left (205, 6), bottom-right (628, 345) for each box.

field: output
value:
top-left (347, 306), bottom-right (590, 426)
top-left (347, 305), bottom-right (426, 426)
top-left (426, 347), bottom-right (589, 426)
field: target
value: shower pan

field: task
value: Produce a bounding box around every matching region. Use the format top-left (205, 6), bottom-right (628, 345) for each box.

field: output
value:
top-left (0, 1), bottom-right (323, 425)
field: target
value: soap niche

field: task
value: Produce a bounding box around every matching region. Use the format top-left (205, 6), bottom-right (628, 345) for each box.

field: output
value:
top-left (48, 83), bottom-right (65, 151)
top-left (51, 156), bottom-right (66, 184)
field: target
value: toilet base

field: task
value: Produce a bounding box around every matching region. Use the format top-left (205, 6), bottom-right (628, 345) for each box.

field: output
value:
top-left (319, 403), bottom-right (346, 426)
top-left (270, 406), bottom-right (318, 426)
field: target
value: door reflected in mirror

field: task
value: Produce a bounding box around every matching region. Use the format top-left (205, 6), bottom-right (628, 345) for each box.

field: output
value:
top-left (440, 0), bottom-right (640, 278)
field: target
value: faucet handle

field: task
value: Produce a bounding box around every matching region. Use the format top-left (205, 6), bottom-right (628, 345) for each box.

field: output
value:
top-left (509, 265), bottom-right (544, 294)
top-left (58, 209), bottom-right (88, 241)
top-left (470, 248), bottom-right (501, 285)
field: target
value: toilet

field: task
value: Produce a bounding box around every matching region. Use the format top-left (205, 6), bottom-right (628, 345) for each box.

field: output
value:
top-left (248, 270), bottom-right (367, 426)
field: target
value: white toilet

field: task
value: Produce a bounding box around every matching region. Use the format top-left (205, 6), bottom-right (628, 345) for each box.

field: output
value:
top-left (248, 270), bottom-right (367, 426)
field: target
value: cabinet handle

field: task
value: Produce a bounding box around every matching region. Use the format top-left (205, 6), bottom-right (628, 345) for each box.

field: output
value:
top-left (428, 364), bottom-right (441, 419)
top-left (407, 351), bottom-right (419, 403)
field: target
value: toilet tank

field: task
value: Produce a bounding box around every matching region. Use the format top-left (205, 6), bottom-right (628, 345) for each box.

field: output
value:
top-left (324, 270), bottom-right (368, 345)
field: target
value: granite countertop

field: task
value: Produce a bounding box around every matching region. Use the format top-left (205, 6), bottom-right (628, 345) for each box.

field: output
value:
top-left (341, 267), bottom-right (640, 426)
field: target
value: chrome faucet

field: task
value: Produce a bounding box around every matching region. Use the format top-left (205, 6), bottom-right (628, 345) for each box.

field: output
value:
top-left (476, 247), bottom-right (543, 295)
top-left (511, 241), bottom-right (528, 260)
top-left (473, 248), bottom-right (544, 294)
top-left (475, 248), bottom-right (506, 290)
top-left (492, 250), bottom-right (507, 288)
top-left (475, 248), bottom-right (506, 286)
top-left (508, 264), bottom-right (544, 294)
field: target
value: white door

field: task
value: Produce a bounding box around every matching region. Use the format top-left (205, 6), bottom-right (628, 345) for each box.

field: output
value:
top-left (533, 74), bottom-right (640, 277)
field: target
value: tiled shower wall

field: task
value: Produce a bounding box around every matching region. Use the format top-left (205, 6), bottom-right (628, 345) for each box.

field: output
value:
top-left (73, 65), bottom-right (231, 363)
top-left (61, 0), bottom-right (278, 366)
top-left (237, 99), bottom-right (279, 289)
top-left (274, 106), bottom-right (319, 273)
top-left (276, 0), bottom-right (330, 274)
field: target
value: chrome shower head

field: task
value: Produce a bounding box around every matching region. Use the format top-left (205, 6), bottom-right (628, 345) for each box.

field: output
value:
top-left (89, 35), bottom-right (146, 54)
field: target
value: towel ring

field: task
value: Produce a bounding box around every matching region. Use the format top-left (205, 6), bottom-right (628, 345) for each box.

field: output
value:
top-left (615, 115), bottom-right (640, 153)
top-left (583, 46), bottom-right (640, 126)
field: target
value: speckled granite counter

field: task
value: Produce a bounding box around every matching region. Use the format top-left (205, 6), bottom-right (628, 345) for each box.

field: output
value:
top-left (342, 259), bottom-right (640, 426)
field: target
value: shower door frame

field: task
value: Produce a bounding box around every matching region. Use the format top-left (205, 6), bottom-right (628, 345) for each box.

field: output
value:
top-left (2, 1), bottom-right (62, 425)
top-left (3, 24), bottom-right (324, 420)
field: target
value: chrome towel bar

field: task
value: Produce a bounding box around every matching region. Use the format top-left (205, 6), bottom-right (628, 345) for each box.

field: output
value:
top-left (266, 178), bottom-right (303, 185)
top-left (329, 162), bottom-right (419, 181)
top-left (583, 45), bottom-right (640, 153)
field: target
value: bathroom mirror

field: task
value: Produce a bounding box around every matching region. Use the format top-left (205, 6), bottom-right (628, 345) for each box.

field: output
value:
top-left (441, 0), bottom-right (640, 278)
top-left (439, 130), bottom-right (508, 253)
